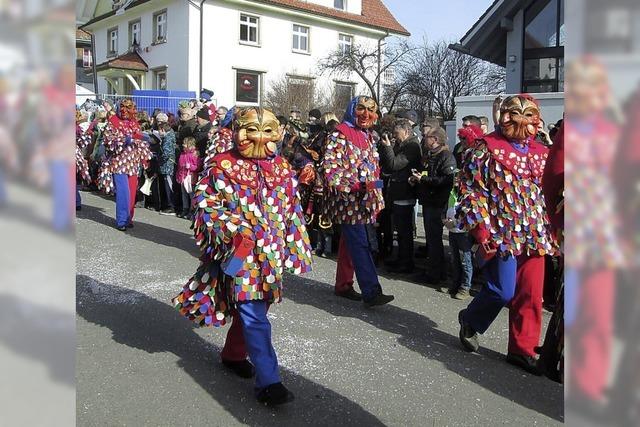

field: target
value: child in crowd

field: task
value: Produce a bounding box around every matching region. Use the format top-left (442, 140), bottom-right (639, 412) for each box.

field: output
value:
top-left (176, 136), bottom-right (202, 219)
top-left (443, 174), bottom-right (473, 300)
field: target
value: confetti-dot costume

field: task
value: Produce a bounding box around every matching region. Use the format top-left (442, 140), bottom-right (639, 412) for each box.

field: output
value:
top-left (75, 126), bottom-right (91, 184)
top-left (321, 124), bottom-right (384, 226)
top-left (459, 129), bottom-right (558, 357)
top-left (173, 149), bottom-right (312, 327)
top-left (97, 115), bottom-right (152, 194)
top-left (456, 132), bottom-right (557, 257)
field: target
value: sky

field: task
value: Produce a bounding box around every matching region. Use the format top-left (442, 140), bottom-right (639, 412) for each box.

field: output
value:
top-left (382, 0), bottom-right (495, 44)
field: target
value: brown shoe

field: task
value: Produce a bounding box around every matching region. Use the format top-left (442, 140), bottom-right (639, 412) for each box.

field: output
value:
top-left (453, 288), bottom-right (470, 300)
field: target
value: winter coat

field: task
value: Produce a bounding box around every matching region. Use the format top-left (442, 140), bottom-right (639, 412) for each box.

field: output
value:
top-left (415, 146), bottom-right (456, 208)
top-left (378, 135), bottom-right (422, 202)
top-left (159, 130), bottom-right (176, 176)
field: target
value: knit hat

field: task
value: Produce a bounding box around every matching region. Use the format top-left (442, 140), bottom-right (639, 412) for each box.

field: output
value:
top-left (308, 108), bottom-right (322, 120)
top-left (196, 106), bottom-right (210, 121)
top-left (398, 109), bottom-right (418, 124)
top-left (155, 112), bottom-right (168, 123)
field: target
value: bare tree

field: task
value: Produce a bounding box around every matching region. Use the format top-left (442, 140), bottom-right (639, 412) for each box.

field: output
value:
top-left (317, 39), bottom-right (415, 111)
top-left (263, 74), bottom-right (328, 117)
top-left (398, 39), bottom-right (505, 121)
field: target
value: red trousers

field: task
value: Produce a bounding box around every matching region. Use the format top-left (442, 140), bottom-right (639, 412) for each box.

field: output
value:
top-left (335, 235), bottom-right (355, 294)
top-left (569, 269), bottom-right (614, 400)
top-left (128, 174), bottom-right (138, 223)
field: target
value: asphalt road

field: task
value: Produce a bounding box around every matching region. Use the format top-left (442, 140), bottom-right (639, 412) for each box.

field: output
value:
top-left (76, 190), bottom-right (563, 426)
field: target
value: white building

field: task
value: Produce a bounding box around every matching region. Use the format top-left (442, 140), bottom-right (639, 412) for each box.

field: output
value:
top-left (80, 0), bottom-right (409, 110)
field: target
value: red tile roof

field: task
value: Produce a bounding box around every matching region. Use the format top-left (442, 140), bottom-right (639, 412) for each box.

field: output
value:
top-left (255, 0), bottom-right (410, 36)
top-left (95, 51), bottom-right (148, 72)
top-left (76, 29), bottom-right (92, 41)
top-left (82, 0), bottom-right (409, 36)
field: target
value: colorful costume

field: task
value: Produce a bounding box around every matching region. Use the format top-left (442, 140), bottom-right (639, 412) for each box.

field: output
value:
top-left (75, 119), bottom-right (91, 210)
top-left (322, 96), bottom-right (392, 305)
top-left (457, 95), bottom-right (557, 366)
top-left (172, 107), bottom-right (312, 404)
top-left (97, 99), bottom-right (152, 229)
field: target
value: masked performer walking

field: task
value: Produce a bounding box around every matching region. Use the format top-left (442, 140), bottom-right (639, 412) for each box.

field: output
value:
top-left (456, 94), bottom-right (557, 374)
top-left (322, 96), bottom-right (394, 307)
top-left (172, 107), bottom-right (312, 405)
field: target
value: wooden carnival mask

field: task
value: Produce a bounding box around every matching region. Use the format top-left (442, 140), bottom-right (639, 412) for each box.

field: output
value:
top-left (354, 97), bottom-right (378, 129)
top-left (235, 107), bottom-right (281, 159)
top-left (499, 95), bottom-right (540, 141)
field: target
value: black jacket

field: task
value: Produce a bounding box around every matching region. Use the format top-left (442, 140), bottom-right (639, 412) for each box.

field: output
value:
top-left (415, 147), bottom-right (456, 208)
top-left (193, 122), bottom-right (212, 158)
top-left (379, 135), bottom-right (422, 202)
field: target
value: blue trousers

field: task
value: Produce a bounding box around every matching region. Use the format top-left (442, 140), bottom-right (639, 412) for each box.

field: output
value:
top-left (464, 254), bottom-right (517, 334)
top-left (340, 223), bottom-right (382, 301)
top-left (449, 232), bottom-right (473, 290)
top-left (114, 173), bottom-right (131, 228)
top-left (237, 301), bottom-right (280, 390)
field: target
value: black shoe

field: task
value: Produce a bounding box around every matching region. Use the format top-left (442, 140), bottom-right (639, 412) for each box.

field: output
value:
top-left (116, 225), bottom-right (127, 231)
top-left (76, 205), bottom-right (82, 211)
top-left (126, 223), bottom-right (134, 228)
top-left (256, 382), bottom-right (295, 406)
top-left (384, 258), bottom-right (401, 268)
top-left (176, 212), bottom-right (184, 218)
top-left (506, 353), bottom-right (542, 376)
top-left (335, 288), bottom-right (362, 301)
top-left (458, 309), bottom-right (479, 352)
top-left (159, 208), bottom-right (176, 216)
top-left (363, 293), bottom-right (394, 307)
top-left (222, 359), bottom-right (255, 378)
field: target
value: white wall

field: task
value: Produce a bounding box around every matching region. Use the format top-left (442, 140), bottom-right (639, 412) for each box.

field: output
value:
top-left (201, 0), bottom-right (383, 109)
top-left (90, 0), bottom-right (191, 94)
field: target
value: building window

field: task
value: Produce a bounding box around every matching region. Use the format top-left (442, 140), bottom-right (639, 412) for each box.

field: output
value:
top-left (522, 0), bottom-right (564, 93)
top-left (292, 24), bottom-right (309, 53)
top-left (129, 19), bottom-right (141, 46)
top-left (107, 27), bottom-right (118, 56)
top-left (82, 48), bottom-right (92, 68)
top-left (240, 14), bottom-right (259, 45)
top-left (236, 70), bottom-right (261, 104)
top-left (338, 34), bottom-right (352, 54)
top-left (334, 82), bottom-right (354, 109)
top-left (153, 10), bottom-right (167, 43)
top-left (153, 68), bottom-right (167, 90)
top-left (334, 0), bottom-right (346, 10)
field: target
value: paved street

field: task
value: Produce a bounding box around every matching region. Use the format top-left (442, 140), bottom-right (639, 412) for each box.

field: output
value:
top-left (76, 190), bottom-right (563, 426)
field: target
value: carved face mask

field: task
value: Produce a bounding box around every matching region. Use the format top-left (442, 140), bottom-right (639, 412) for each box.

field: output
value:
top-left (354, 97), bottom-right (378, 129)
top-left (235, 108), bottom-right (281, 159)
top-left (118, 99), bottom-right (137, 121)
top-left (499, 95), bottom-right (540, 141)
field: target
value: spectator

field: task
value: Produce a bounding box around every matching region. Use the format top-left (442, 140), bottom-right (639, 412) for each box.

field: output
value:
top-left (379, 118), bottom-right (422, 274)
top-left (461, 115), bottom-right (481, 128)
top-left (194, 106), bottom-right (213, 158)
top-left (176, 136), bottom-right (202, 219)
top-left (158, 121), bottom-right (177, 216)
top-left (398, 109), bottom-right (421, 138)
top-left (410, 126), bottom-right (456, 284)
top-left (443, 173), bottom-right (473, 300)
top-left (215, 106), bottom-right (228, 126)
top-left (478, 116), bottom-right (490, 134)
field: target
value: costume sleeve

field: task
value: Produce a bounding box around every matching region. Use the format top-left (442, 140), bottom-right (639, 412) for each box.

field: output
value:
top-left (192, 163), bottom-right (254, 260)
top-left (456, 142), bottom-right (491, 235)
top-left (283, 178), bottom-right (313, 275)
top-left (136, 141), bottom-right (153, 169)
top-left (322, 132), bottom-right (355, 193)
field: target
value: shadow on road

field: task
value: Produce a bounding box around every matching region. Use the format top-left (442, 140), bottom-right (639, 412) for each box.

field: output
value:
top-left (77, 204), bottom-right (200, 258)
top-left (0, 293), bottom-right (75, 387)
top-left (76, 274), bottom-right (385, 426)
top-left (283, 274), bottom-right (564, 422)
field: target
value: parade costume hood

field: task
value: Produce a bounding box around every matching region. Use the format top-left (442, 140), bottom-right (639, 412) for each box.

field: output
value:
top-left (499, 95), bottom-right (540, 141)
top-left (234, 107), bottom-right (281, 159)
top-left (457, 124), bottom-right (484, 148)
top-left (338, 96), bottom-right (378, 149)
top-left (117, 98), bottom-right (137, 121)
